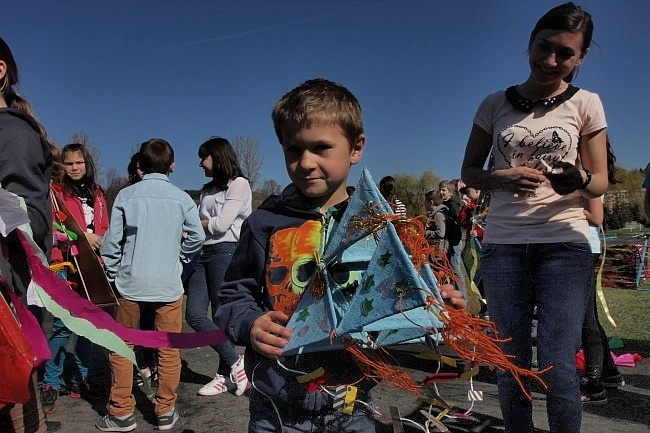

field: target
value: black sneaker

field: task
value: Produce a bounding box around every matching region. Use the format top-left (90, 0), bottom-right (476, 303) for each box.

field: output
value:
top-left (46, 420), bottom-right (62, 432)
top-left (41, 385), bottom-right (58, 414)
top-left (581, 389), bottom-right (607, 405)
top-left (157, 407), bottom-right (179, 431)
top-left (45, 420), bottom-right (61, 433)
top-left (69, 376), bottom-right (89, 399)
top-left (69, 381), bottom-right (81, 399)
top-left (602, 373), bottom-right (625, 389)
top-left (581, 379), bottom-right (607, 405)
top-left (95, 413), bottom-right (137, 432)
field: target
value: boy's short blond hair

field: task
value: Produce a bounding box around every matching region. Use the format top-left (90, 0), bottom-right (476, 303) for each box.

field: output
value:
top-left (439, 179), bottom-right (458, 195)
top-left (272, 78), bottom-right (363, 147)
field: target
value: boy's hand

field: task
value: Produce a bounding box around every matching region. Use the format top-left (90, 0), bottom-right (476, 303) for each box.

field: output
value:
top-left (440, 283), bottom-right (467, 310)
top-left (250, 311), bottom-right (293, 358)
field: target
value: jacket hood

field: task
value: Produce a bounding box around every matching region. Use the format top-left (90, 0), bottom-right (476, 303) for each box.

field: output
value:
top-left (258, 183), bottom-right (348, 221)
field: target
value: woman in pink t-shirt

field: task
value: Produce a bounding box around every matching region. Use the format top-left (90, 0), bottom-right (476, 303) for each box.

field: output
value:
top-left (460, 3), bottom-right (609, 433)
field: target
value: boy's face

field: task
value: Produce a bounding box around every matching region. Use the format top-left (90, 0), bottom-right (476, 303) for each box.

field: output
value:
top-left (439, 186), bottom-right (452, 201)
top-left (282, 122), bottom-right (364, 211)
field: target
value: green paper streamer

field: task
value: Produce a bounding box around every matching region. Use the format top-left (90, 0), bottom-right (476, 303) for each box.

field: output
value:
top-left (33, 285), bottom-right (137, 365)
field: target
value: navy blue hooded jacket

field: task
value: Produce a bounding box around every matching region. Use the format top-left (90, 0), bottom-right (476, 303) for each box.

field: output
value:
top-left (215, 184), bottom-right (374, 411)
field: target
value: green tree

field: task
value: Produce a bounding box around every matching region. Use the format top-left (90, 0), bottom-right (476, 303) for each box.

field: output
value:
top-left (610, 166), bottom-right (645, 192)
top-left (605, 165), bottom-right (647, 229)
top-left (253, 179), bottom-right (282, 209)
top-left (391, 170), bottom-right (441, 216)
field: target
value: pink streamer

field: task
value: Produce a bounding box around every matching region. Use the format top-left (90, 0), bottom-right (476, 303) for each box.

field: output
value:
top-left (0, 277), bottom-right (51, 368)
top-left (17, 231), bottom-right (228, 349)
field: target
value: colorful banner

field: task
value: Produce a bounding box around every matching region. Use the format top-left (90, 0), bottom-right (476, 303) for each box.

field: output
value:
top-left (17, 230), bottom-right (229, 350)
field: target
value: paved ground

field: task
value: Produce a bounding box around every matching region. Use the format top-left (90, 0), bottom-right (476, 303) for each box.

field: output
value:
top-left (46, 321), bottom-right (649, 433)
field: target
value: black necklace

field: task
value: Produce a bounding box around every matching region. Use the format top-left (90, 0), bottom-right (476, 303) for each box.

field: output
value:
top-left (506, 85), bottom-right (579, 113)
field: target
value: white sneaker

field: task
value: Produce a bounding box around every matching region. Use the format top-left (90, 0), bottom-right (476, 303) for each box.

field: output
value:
top-left (230, 355), bottom-right (248, 397)
top-left (197, 374), bottom-right (228, 396)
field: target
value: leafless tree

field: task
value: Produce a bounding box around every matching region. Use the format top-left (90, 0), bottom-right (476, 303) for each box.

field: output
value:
top-left (231, 135), bottom-right (263, 190)
top-left (103, 166), bottom-right (129, 211)
top-left (252, 179), bottom-right (283, 209)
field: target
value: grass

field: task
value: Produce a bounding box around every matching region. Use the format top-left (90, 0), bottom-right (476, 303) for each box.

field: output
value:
top-left (599, 230), bottom-right (650, 342)
top-left (462, 265), bottom-right (650, 343)
top-left (598, 284), bottom-right (650, 342)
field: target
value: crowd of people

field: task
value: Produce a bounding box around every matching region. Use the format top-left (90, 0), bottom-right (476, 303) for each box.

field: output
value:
top-left (1, 3), bottom-right (649, 433)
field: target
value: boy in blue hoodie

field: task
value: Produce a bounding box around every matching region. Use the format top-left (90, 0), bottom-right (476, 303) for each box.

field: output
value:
top-left (215, 78), bottom-right (465, 432)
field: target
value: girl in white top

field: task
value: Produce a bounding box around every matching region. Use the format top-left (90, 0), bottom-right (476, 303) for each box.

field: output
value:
top-left (461, 3), bottom-right (608, 433)
top-left (185, 137), bottom-right (252, 397)
top-left (379, 175), bottom-right (407, 216)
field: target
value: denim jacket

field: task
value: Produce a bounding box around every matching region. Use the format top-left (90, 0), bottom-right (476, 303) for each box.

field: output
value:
top-left (101, 173), bottom-right (204, 302)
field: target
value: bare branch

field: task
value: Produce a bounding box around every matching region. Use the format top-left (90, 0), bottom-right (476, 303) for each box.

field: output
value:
top-left (231, 135), bottom-right (264, 190)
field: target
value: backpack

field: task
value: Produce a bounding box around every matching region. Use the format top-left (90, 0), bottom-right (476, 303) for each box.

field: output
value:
top-left (434, 207), bottom-right (462, 247)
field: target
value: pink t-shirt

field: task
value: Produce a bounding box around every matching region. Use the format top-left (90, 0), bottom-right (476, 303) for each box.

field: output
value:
top-left (473, 88), bottom-right (607, 244)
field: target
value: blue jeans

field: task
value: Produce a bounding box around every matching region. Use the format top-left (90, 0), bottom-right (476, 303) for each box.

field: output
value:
top-left (248, 390), bottom-right (376, 433)
top-left (448, 240), bottom-right (468, 299)
top-left (185, 242), bottom-right (239, 372)
top-left (43, 270), bottom-right (91, 389)
top-left (481, 243), bottom-right (593, 433)
top-left (43, 317), bottom-right (91, 389)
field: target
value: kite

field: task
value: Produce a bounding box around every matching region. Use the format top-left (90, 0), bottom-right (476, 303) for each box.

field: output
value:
top-left (279, 168), bottom-right (549, 402)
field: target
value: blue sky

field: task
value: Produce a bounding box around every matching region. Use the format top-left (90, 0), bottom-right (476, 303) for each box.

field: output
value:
top-left (6, 0), bottom-right (649, 191)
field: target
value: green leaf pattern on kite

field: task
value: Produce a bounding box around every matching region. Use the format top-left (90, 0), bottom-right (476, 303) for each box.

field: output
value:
top-left (395, 279), bottom-right (408, 294)
top-left (360, 297), bottom-right (374, 317)
top-left (296, 308), bottom-right (310, 323)
top-left (379, 250), bottom-right (392, 267)
top-left (361, 274), bottom-right (375, 294)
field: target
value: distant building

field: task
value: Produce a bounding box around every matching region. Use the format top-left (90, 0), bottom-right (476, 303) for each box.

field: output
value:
top-left (623, 221), bottom-right (644, 231)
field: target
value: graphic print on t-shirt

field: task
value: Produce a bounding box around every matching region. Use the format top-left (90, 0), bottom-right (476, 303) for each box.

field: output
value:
top-left (496, 125), bottom-right (572, 172)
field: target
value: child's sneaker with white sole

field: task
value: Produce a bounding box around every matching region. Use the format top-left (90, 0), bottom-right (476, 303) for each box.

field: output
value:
top-left (230, 355), bottom-right (248, 397)
top-left (197, 374), bottom-right (228, 396)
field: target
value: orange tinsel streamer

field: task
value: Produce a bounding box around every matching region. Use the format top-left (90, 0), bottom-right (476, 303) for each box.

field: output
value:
top-left (350, 205), bottom-right (462, 286)
top-left (343, 338), bottom-right (423, 396)
top-left (426, 294), bottom-right (550, 401)
top-left (349, 207), bottom-right (549, 400)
